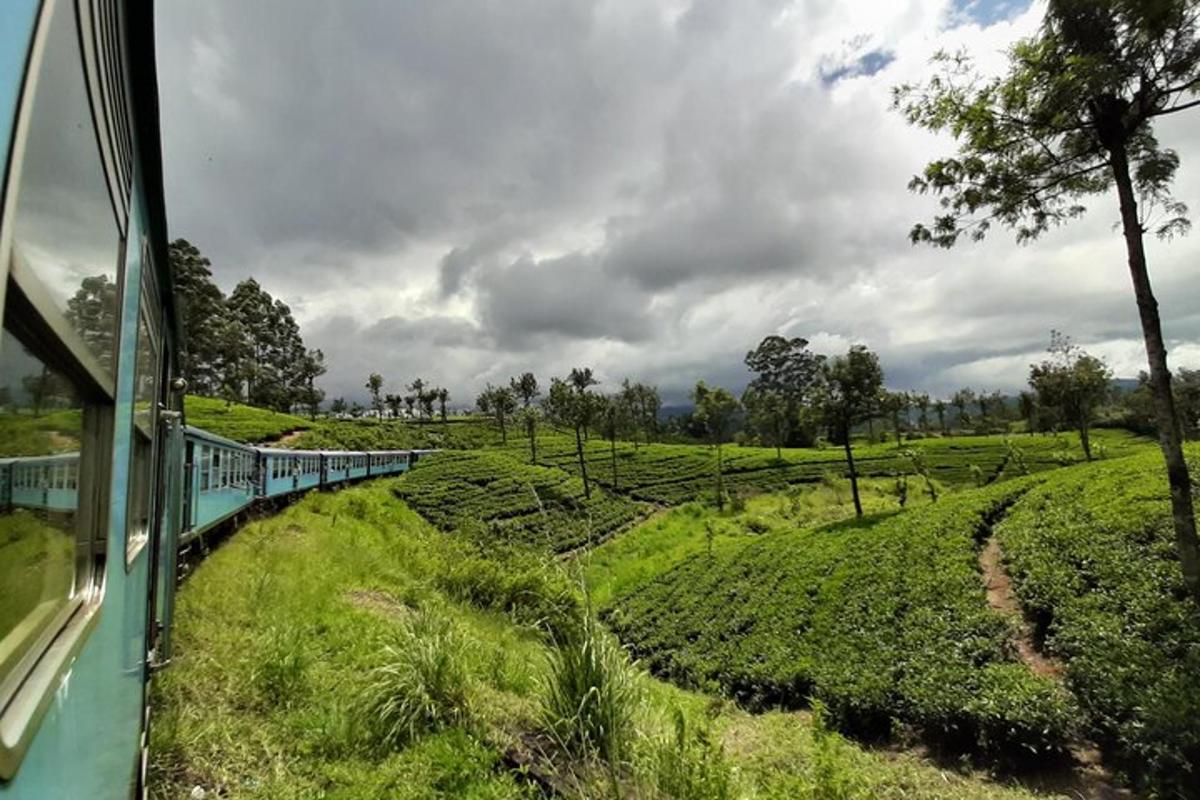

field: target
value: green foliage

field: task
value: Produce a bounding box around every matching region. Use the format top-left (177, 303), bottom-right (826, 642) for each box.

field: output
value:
top-left (997, 448), bottom-right (1200, 797)
top-left (606, 481), bottom-right (1079, 758)
top-left (393, 450), bottom-right (644, 552)
top-left (0, 408), bottom-right (82, 455)
top-left (184, 394), bottom-right (312, 443)
top-left (644, 710), bottom-right (735, 800)
top-left (362, 607), bottom-right (475, 750)
top-left (540, 601), bottom-right (642, 763)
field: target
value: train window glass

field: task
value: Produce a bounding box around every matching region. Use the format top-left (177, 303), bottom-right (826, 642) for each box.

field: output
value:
top-left (127, 304), bottom-right (160, 563)
top-left (199, 446), bottom-right (210, 491)
top-left (0, 325), bottom-right (89, 700)
top-left (8, 0), bottom-right (121, 376)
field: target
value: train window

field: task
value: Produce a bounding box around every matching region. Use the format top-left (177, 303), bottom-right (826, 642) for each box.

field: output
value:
top-left (199, 446), bottom-right (210, 491)
top-left (126, 302), bottom-right (161, 564)
top-left (0, 325), bottom-right (91, 704)
top-left (7, 0), bottom-right (122, 378)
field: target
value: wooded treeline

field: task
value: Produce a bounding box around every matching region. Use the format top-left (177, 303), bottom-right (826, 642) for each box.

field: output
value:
top-left (171, 239), bottom-right (327, 415)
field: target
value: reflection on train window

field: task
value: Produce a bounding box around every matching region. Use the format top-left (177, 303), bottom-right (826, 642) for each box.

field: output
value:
top-left (0, 326), bottom-right (86, 697)
top-left (127, 305), bottom-right (161, 563)
top-left (9, 0), bottom-right (121, 374)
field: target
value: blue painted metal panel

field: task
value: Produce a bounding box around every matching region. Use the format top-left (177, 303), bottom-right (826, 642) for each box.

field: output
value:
top-left (0, 0), bottom-right (38, 187)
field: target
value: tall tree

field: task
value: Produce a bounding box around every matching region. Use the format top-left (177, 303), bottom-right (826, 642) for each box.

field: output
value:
top-left (1018, 390), bottom-right (1038, 435)
top-left (881, 390), bottom-right (909, 448)
top-left (895, 0), bottom-right (1200, 599)
top-left (169, 239), bottom-right (227, 394)
top-left (1175, 368), bottom-right (1200, 440)
top-left (436, 387), bottom-right (450, 424)
top-left (691, 382), bottom-right (741, 511)
top-left (65, 274), bottom-right (118, 371)
top-left (742, 385), bottom-right (791, 459)
top-left (934, 398), bottom-right (948, 434)
top-left (951, 388), bottom-right (975, 430)
top-left (365, 373), bottom-right (384, 416)
top-left (1029, 332), bottom-right (1112, 461)
top-left (744, 335), bottom-right (822, 449)
top-left (915, 392), bottom-right (931, 433)
top-left (476, 384), bottom-right (516, 444)
top-left (816, 345), bottom-right (883, 517)
top-left (598, 395), bottom-right (631, 492)
top-left (408, 378), bottom-right (429, 420)
top-left (385, 393), bottom-right (404, 419)
top-left (296, 348), bottom-right (327, 419)
top-left (546, 371), bottom-right (599, 499)
top-left (511, 372), bottom-right (540, 457)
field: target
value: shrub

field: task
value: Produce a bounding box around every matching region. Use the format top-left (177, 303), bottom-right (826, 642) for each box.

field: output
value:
top-left (644, 709), bottom-right (736, 800)
top-left (541, 602), bottom-right (642, 763)
top-left (360, 607), bottom-right (473, 749)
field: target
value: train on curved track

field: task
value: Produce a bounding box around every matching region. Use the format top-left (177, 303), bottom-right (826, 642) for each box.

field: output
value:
top-left (0, 3), bottom-right (434, 796)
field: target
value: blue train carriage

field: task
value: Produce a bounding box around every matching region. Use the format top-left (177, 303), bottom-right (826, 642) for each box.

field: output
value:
top-left (258, 448), bottom-right (323, 498)
top-left (0, 0), bottom-right (183, 797)
top-left (368, 450), bottom-right (412, 476)
top-left (181, 427), bottom-right (256, 543)
top-left (322, 450), bottom-right (369, 484)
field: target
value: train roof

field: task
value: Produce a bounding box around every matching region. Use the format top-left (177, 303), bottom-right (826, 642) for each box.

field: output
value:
top-left (182, 425), bottom-right (258, 451)
top-left (255, 447), bottom-right (323, 457)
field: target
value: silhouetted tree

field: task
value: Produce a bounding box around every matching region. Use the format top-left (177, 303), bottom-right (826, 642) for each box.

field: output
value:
top-left (816, 345), bottom-right (884, 517)
top-left (692, 382), bottom-right (741, 511)
top-left (1029, 332), bottom-right (1111, 461)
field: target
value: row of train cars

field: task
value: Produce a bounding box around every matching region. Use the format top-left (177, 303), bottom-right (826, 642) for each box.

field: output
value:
top-left (1, 428), bottom-right (434, 547)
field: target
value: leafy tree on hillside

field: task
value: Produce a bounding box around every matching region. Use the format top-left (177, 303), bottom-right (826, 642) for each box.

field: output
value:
top-left (881, 390), bottom-right (908, 447)
top-left (816, 345), bottom-right (884, 517)
top-left (296, 348), bottom-right (326, 419)
top-left (599, 395), bottom-right (632, 491)
top-left (170, 239), bottom-right (227, 393)
top-left (1174, 368), bottom-right (1200, 440)
top-left (895, 0), bottom-right (1200, 599)
top-left (365, 373), bottom-right (384, 416)
top-left (744, 335), bottom-right (822, 450)
top-left (385, 393), bottom-right (403, 419)
top-left (1018, 390), bottom-right (1038, 435)
top-left (915, 393), bottom-right (931, 432)
top-left (620, 379), bottom-right (661, 448)
top-left (546, 373), bottom-right (599, 499)
top-left (951, 388), bottom-right (975, 430)
top-left (510, 373), bottom-right (540, 460)
top-left (404, 395), bottom-right (416, 418)
top-left (436, 387), bottom-right (450, 424)
top-left (330, 397), bottom-right (347, 415)
top-left (1029, 332), bottom-right (1112, 461)
top-left (65, 274), bottom-right (118, 370)
top-left (692, 382), bottom-right (741, 511)
top-left (476, 384), bottom-right (516, 444)
top-left (934, 398), bottom-right (948, 433)
top-left (742, 386), bottom-right (790, 459)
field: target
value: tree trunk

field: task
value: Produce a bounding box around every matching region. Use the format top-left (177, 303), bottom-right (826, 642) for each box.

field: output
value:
top-left (498, 413), bottom-right (507, 444)
top-left (528, 418), bottom-right (537, 464)
top-left (892, 411), bottom-right (902, 448)
top-left (575, 425), bottom-right (590, 499)
top-left (1111, 143), bottom-right (1200, 603)
top-left (1079, 420), bottom-right (1092, 461)
top-left (842, 427), bottom-right (863, 517)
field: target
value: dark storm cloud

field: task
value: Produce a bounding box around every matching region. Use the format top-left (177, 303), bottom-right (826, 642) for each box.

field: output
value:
top-left (157, 0), bottom-right (1200, 403)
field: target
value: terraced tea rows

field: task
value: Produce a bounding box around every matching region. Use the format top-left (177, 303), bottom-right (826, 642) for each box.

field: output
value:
top-left (997, 447), bottom-right (1200, 796)
top-left (604, 481), bottom-right (1080, 758)
top-left (393, 450), bottom-right (645, 551)
top-left (513, 429), bottom-right (1148, 505)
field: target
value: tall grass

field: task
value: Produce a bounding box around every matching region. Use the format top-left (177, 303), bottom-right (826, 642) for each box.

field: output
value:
top-left (361, 606), bottom-right (474, 749)
top-left (541, 600), bottom-right (642, 764)
top-left (644, 709), bottom-right (736, 800)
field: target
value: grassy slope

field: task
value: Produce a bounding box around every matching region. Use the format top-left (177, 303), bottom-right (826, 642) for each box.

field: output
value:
top-left (151, 483), bottom-right (1059, 800)
top-left (184, 395), bottom-right (313, 443)
top-left (997, 447), bottom-right (1200, 796)
top-left (0, 409), bottom-right (82, 456)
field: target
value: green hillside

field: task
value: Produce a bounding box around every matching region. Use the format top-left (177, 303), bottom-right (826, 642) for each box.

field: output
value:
top-left (184, 395), bottom-right (313, 443)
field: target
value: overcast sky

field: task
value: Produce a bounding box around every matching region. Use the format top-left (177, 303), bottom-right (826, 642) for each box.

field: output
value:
top-left (156, 0), bottom-right (1200, 405)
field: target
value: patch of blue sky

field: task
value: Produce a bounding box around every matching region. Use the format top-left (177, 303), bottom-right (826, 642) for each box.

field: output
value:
top-left (950, 0), bottom-right (1033, 27)
top-left (819, 48), bottom-right (896, 85)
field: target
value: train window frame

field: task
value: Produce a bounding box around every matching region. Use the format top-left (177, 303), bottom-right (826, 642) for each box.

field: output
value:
top-left (0, 0), bottom-right (135, 776)
top-left (125, 243), bottom-right (162, 568)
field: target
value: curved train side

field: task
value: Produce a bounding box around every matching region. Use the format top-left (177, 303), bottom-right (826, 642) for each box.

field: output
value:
top-left (0, 430), bottom-right (435, 548)
top-left (0, 2), bottom-right (445, 797)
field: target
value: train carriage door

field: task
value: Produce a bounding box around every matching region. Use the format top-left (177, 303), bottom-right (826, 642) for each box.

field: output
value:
top-left (148, 405), bottom-right (183, 665)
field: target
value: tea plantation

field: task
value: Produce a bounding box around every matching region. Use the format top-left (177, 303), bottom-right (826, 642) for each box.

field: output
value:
top-left (997, 447), bottom-right (1200, 796)
top-left (514, 428), bottom-right (1147, 505)
top-left (604, 481), bottom-right (1080, 758)
top-left (184, 395), bottom-right (313, 443)
top-left (392, 450), bottom-right (646, 552)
